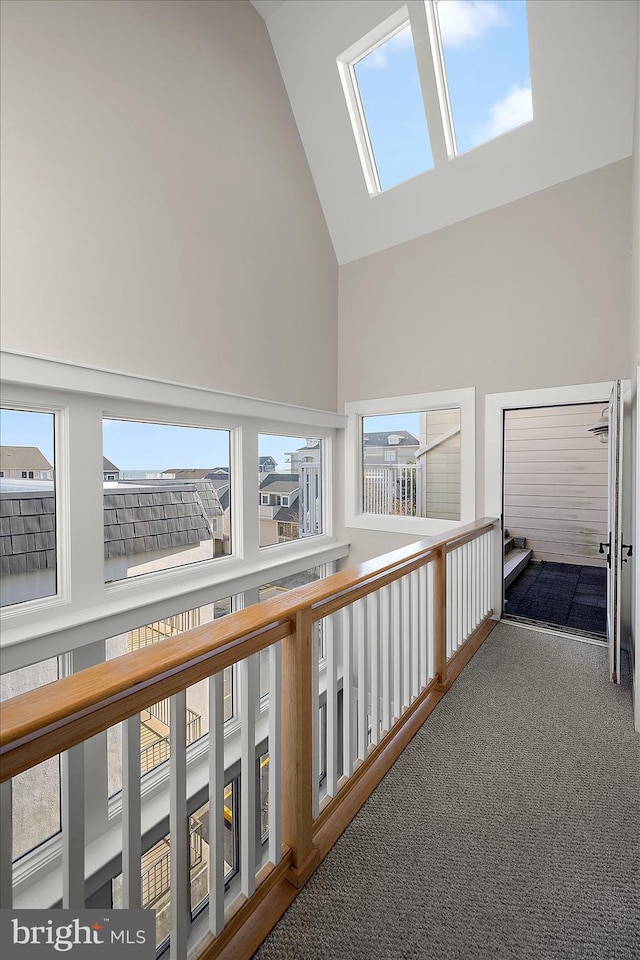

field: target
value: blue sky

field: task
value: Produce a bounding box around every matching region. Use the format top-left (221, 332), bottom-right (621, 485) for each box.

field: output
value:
top-left (1, 409), bottom-right (315, 474)
top-left (355, 0), bottom-right (532, 190)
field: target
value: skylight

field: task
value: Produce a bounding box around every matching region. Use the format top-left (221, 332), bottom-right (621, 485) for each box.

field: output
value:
top-left (352, 23), bottom-right (434, 192)
top-left (432, 0), bottom-right (533, 154)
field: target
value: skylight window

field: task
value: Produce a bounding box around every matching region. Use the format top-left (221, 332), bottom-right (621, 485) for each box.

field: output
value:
top-left (338, 10), bottom-right (433, 195)
top-left (431, 0), bottom-right (533, 155)
top-left (353, 24), bottom-right (433, 192)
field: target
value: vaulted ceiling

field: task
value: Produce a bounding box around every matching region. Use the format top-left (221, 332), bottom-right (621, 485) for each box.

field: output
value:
top-left (251, 1), bottom-right (637, 265)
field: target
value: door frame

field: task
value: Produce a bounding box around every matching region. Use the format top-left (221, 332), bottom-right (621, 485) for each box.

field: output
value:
top-left (485, 381), bottom-right (617, 623)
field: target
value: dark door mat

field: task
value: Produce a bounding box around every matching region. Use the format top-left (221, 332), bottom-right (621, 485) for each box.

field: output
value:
top-left (505, 560), bottom-right (607, 637)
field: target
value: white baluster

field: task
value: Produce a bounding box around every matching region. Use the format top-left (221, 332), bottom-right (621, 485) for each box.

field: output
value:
top-left (122, 716), bottom-right (141, 909)
top-left (269, 643), bottom-right (282, 862)
top-left (169, 690), bottom-right (188, 960)
top-left (209, 671), bottom-right (225, 936)
top-left (240, 654), bottom-right (258, 898)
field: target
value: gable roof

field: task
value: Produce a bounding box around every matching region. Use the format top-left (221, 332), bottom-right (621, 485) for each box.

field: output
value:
top-left (0, 446), bottom-right (52, 471)
top-left (103, 457), bottom-right (119, 473)
top-left (259, 473), bottom-right (300, 494)
top-left (363, 431), bottom-right (418, 448)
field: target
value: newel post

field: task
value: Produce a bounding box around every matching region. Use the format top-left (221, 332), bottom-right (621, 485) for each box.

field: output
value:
top-left (434, 547), bottom-right (448, 691)
top-left (281, 608), bottom-right (320, 888)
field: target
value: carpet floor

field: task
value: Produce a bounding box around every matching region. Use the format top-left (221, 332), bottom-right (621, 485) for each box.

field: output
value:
top-left (254, 623), bottom-right (639, 960)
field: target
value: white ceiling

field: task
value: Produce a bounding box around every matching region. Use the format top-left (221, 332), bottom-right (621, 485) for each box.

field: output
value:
top-left (252, 1), bottom-right (637, 266)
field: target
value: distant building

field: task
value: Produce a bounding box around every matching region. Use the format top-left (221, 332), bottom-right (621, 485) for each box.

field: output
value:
top-left (286, 441), bottom-right (320, 473)
top-left (259, 473), bottom-right (300, 545)
top-left (0, 446), bottom-right (53, 480)
top-left (259, 456), bottom-right (277, 476)
top-left (363, 431), bottom-right (419, 465)
top-left (103, 457), bottom-right (120, 481)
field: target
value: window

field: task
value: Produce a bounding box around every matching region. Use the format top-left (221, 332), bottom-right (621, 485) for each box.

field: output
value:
top-left (362, 409), bottom-right (460, 520)
top-left (338, 9), bottom-right (433, 195)
top-left (430, 0), bottom-right (533, 155)
top-left (1, 658), bottom-right (61, 861)
top-left (339, 2), bottom-right (534, 192)
top-left (105, 598), bottom-right (234, 796)
top-left (346, 388), bottom-right (475, 535)
top-left (103, 418), bottom-right (231, 583)
top-left (0, 407), bottom-right (57, 607)
top-left (258, 435), bottom-right (323, 547)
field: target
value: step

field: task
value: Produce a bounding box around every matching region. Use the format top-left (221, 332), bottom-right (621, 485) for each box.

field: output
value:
top-left (504, 536), bottom-right (514, 554)
top-left (503, 547), bottom-right (532, 588)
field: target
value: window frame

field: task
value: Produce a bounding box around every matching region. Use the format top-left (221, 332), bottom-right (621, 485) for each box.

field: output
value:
top-left (345, 387), bottom-right (476, 536)
top-left (337, 6), bottom-right (418, 197)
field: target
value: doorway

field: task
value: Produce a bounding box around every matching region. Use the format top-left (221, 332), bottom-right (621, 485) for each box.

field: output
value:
top-left (501, 402), bottom-right (608, 640)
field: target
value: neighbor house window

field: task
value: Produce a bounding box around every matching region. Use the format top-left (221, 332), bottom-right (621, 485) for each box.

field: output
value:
top-left (338, 8), bottom-right (433, 195)
top-left (429, 0), bottom-right (533, 156)
top-left (346, 389), bottom-right (475, 535)
top-left (258, 435), bottom-right (323, 547)
top-left (0, 407), bottom-right (57, 607)
top-left (102, 418), bottom-right (231, 583)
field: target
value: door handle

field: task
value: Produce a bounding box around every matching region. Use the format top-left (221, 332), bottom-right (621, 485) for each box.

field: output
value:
top-left (599, 539), bottom-right (611, 567)
top-left (622, 543), bottom-right (633, 563)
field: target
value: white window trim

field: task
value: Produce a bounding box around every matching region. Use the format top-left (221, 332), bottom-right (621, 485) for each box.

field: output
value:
top-left (0, 350), bottom-right (347, 671)
top-left (337, 6), bottom-right (413, 197)
top-left (345, 387), bottom-right (475, 536)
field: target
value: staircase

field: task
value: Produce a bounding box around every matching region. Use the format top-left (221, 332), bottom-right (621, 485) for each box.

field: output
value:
top-left (503, 530), bottom-right (532, 588)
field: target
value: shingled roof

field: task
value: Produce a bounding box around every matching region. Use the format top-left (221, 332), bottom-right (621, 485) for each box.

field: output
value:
top-left (0, 446), bottom-right (53, 471)
top-left (103, 485), bottom-right (213, 559)
top-left (363, 431), bottom-right (419, 447)
top-left (0, 481), bottom-right (215, 574)
top-left (0, 490), bottom-right (55, 576)
top-left (259, 473), bottom-right (300, 494)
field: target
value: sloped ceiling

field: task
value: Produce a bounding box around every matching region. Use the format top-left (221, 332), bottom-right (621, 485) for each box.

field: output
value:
top-left (251, 0), bottom-right (637, 266)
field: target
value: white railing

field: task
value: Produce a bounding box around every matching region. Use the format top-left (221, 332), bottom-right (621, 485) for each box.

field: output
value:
top-left (0, 520), bottom-right (496, 960)
top-left (363, 464), bottom-right (420, 517)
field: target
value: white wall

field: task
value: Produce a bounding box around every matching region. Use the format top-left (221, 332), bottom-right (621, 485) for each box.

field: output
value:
top-left (338, 160), bottom-right (633, 564)
top-left (0, 0), bottom-right (338, 411)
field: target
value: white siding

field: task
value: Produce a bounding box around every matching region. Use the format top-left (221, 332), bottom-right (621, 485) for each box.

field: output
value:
top-left (504, 404), bottom-right (608, 566)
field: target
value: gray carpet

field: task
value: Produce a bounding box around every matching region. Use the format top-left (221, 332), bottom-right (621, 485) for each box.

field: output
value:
top-left (254, 623), bottom-right (640, 960)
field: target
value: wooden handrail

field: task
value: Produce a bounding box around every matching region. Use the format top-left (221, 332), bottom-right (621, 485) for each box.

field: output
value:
top-left (0, 518), bottom-right (496, 782)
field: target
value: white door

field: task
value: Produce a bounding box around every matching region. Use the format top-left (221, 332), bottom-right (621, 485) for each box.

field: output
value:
top-left (606, 380), bottom-right (623, 683)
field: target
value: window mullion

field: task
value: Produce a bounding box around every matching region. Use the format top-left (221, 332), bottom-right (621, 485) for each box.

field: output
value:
top-left (408, 0), bottom-right (452, 164)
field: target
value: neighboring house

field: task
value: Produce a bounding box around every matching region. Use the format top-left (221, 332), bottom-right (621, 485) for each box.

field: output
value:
top-left (286, 441), bottom-right (321, 473)
top-left (259, 473), bottom-right (300, 545)
top-left (0, 446), bottom-right (53, 480)
top-left (259, 456), bottom-right (277, 476)
top-left (161, 468), bottom-right (218, 480)
top-left (362, 432), bottom-right (419, 465)
top-left (103, 457), bottom-right (120, 481)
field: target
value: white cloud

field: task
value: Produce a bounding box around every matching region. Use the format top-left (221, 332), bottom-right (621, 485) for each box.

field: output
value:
top-left (475, 83), bottom-right (533, 144)
top-left (359, 24), bottom-right (413, 71)
top-left (438, 0), bottom-right (506, 48)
